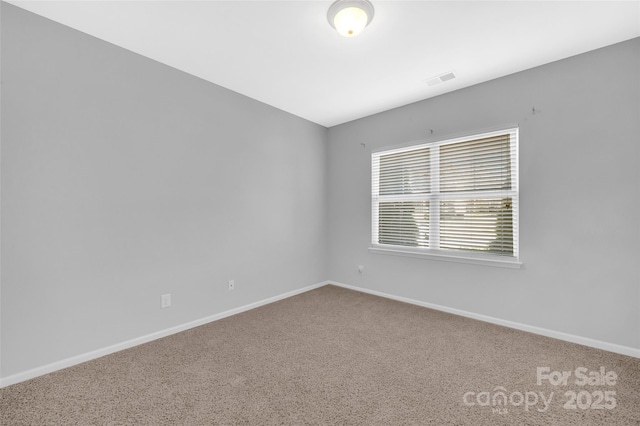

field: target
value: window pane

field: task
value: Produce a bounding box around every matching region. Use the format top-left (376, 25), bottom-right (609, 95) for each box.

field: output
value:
top-left (440, 198), bottom-right (513, 255)
top-left (379, 147), bottom-right (430, 195)
top-left (440, 135), bottom-right (512, 193)
top-left (378, 201), bottom-right (429, 247)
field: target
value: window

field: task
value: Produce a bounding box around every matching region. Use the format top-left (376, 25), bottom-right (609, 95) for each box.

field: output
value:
top-left (371, 128), bottom-right (520, 267)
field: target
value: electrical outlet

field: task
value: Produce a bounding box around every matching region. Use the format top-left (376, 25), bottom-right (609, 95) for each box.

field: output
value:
top-left (228, 280), bottom-right (235, 291)
top-left (161, 293), bottom-right (171, 308)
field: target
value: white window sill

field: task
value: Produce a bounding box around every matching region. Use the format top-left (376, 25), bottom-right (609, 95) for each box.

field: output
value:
top-left (368, 246), bottom-right (523, 269)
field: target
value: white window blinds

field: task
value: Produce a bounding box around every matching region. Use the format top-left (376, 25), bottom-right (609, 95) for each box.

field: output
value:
top-left (372, 128), bottom-right (518, 262)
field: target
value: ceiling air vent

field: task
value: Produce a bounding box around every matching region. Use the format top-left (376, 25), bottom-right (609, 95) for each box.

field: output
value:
top-left (424, 72), bottom-right (456, 87)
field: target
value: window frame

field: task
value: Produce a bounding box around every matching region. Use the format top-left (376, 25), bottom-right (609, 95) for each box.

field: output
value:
top-left (370, 127), bottom-right (522, 269)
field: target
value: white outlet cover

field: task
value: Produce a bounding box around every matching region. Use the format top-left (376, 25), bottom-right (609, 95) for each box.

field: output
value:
top-left (161, 294), bottom-right (171, 308)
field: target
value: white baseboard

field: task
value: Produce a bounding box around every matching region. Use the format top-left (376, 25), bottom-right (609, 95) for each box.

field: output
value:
top-left (3, 279), bottom-right (637, 388)
top-left (329, 281), bottom-right (640, 359)
top-left (0, 281), bottom-right (329, 388)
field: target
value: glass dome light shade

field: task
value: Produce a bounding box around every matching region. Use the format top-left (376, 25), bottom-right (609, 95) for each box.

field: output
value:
top-left (327, 0), bottom-right (374, 37)
top-left (333, 7), bottom-right (368, 37)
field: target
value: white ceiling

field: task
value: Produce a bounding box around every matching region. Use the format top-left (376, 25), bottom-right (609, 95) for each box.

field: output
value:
top-left (7, 0), bottom-right (640, 127)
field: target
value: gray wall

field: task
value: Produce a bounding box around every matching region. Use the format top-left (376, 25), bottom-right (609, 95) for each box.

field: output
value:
top-left (1, 4), bottom-right (327, 378)
top-left (328, 37), bottom-right (640, 350)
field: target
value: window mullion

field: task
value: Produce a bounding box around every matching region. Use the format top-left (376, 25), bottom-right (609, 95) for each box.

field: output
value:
top-left (430, 145), bottom-right (440, 250)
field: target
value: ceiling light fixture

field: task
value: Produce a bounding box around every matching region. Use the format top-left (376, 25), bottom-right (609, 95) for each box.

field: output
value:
top-left (327, 0), bottom-right (374, 37)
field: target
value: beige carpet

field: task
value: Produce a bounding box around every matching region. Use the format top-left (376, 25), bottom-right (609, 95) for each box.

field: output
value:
top-left (1, 285), bottom-right (639, 425)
